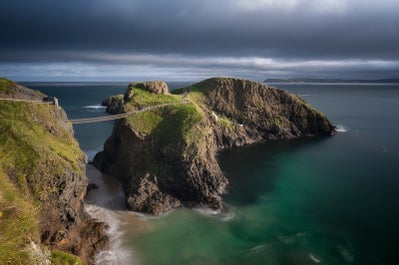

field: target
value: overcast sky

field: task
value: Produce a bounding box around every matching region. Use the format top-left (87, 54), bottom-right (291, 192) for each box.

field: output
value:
top-left (1, 0), bottom-right (398, 81)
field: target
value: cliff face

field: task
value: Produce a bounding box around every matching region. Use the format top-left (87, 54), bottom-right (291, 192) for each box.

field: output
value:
top-left (95, 78), bottom-right (335, 215)
top-left (0, 79), bottom-right (107, 265)
top-left (194, 78), bottom-right (335, 148)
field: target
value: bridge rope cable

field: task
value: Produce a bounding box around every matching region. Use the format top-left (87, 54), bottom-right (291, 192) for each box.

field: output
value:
top-left (0, 97), bottom-right (190, 125)
top-left (69, 101), bottom-right (190, 125)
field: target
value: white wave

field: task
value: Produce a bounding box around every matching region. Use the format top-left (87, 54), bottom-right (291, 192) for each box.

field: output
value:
top-left (135, 208), bottom-right (176, 220)
top-left (220, 210), bottom-right (236, 222)
top-left (309, 253), bottom-right (321, 263)
top-left (250, 244), bottom-right (266, 253)
top-left (335, 124), bottom-right (348, 132)
top-left (85, 204), bottom-right (135, 265)
top-left (194, 206), bottom-right (237, 222)
top-left (194, 207), bottom-right (222, 216)
top-left (85, 165), bottom-right (137, 265)
top-left (245, 243), bottom-right (270, 257)
top-left (83, 104), bottom-right (107, 109)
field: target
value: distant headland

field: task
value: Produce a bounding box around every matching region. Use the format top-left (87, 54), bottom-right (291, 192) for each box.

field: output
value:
top-left (264, 78), bottom-right (399, 83)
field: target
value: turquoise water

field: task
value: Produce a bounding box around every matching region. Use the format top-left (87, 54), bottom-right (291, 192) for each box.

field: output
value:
top-left (26, 82), bottom-right (399, 265)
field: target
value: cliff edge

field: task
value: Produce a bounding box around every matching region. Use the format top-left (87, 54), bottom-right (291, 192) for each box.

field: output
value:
top-left (0, 78), bottom-right (107, 265)
top-left (94, 77), bottom-right (335, 215)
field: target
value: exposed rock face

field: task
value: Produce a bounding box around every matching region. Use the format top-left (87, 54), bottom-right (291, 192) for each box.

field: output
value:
top-left (135, 81), bottom-right (170, 94)
top-left (102, 95), bottom-right (124, 114)
top-left (196, 78), bottom-right (335, 148)
top-left (0, 79), bottom-right (108, 264)
top-left (93, 113), bottom-right (227, 214)
top-left (126, 173), bottom-right (181, 215)
top-left (39, 162), bottom-right (109, 264)
top-left (94, 78), bottom-right (335, 215)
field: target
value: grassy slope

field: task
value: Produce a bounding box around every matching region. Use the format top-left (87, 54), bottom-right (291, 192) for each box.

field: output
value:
top-left (123, 83), bottom-right (181, 111)
top-left (0, 101), bottom-right (84, 264)
top-left (173, 83), bottom-right (236, 132)
top-left (0, 78), bottom-right (14, 94)
top-left (125, 85), bottom-right (204, 146)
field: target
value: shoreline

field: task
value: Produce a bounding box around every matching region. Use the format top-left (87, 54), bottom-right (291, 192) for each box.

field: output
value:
top-left (85, 165), bottom-right (137, 265)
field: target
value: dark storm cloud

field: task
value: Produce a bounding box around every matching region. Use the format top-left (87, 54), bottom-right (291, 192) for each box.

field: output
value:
top-left (1, 0), bottom-right (399, 80)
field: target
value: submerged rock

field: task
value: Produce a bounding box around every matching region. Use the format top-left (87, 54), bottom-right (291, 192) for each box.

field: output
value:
top-left (94, 77), bottom-right (335, 215)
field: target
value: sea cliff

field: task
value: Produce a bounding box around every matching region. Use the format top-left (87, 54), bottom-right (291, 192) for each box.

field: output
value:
top-left (94, 77), bottom-right (335, 216)
top-left (0, 78), bottom-right (107, 265)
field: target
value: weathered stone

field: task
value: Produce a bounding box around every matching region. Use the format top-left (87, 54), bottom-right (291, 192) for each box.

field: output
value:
top-left (124, 86), bottom-right (135, 101)
top-left (136, 81), bottom-right (169, 94)
top-left (102, 96), bottom-right (124, 114)
top-left (126, 174), bottom-right (181, 215)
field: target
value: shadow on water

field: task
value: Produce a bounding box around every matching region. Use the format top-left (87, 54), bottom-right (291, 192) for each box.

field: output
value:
top-left (218, 137), bottom-right (331, 206)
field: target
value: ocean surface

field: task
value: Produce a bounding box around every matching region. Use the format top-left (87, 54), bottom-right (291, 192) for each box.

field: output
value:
top-left (25, 82), bottom-right (399, 265)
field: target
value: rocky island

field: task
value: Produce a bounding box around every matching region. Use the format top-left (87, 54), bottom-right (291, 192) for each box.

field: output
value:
top-left (94, 77), bottom-right (335, 215)
top-left (0, 78), bottom-right (107, 265)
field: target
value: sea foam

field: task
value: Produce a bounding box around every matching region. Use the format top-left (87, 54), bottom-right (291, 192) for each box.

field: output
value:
top-left (84, 165), bottom-right (137, 265)
top-left (194, 206), bottom-right (237, 222)
top-left (309, 253), bottom-right (321, 263)
top-left (336, 124), bottom-right (348, 132)
top-left (83, 104), bottom-right (107, 109)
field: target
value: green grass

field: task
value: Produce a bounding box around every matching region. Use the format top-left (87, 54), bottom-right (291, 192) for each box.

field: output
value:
top-left (124, 82), bottom-right (205, 145)
top-left (51, 250), bottom-right (84, 265)
top-left (0, 170), bottom-right (39, 265)
top-left (0, 78), bottom-right (14, 95)
top-left (124, 84), bottom-right (182, 110)
top-left (184, 85), bottom-right (206, 104)
top-left (108, 94), bottom-right (124, 102)
top-left (0, 102), bottom-right (85, 179)
top-left (126, 111), bottom-right (163, 135)
top-left (0, 101), bottom-right (86, 264)
top-left (127, 103), bottom-right (204, 145)
top-left (217, 115), bottom-right (234, 129)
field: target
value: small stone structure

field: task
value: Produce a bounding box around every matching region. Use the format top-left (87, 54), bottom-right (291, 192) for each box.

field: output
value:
top-left (43, 96), bottom-right (59, 107)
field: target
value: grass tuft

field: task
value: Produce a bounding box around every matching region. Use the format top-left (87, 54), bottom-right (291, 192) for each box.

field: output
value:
top-left (51, 250), bottom-right (84, 265)
top-left (0, 170), bottom-right (39, 265)
top-left (0, 78), bottom-right (14, 95)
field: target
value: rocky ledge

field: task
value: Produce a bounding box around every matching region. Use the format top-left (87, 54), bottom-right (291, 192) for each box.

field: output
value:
top-left (94, 77), bottom-right (335, 215)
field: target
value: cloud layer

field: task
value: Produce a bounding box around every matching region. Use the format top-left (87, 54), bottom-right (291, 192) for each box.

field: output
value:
top-left (1, 0), bottom-right (398, 80)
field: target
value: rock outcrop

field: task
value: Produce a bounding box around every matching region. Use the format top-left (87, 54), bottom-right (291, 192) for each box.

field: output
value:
top-left (94, 78), bottom-right (335, 215)
top-left (196, 78), bottom-right (335, 148)
top-left (134, 81), bottom-right (169, 94)
top-left (102, 95), bottom-right (124, 114)
top-left (0, 78), bottom-right (107, 264)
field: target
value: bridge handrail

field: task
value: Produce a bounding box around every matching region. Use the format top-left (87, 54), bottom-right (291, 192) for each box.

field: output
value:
top-left (69, 101), bottom-right (190, 125)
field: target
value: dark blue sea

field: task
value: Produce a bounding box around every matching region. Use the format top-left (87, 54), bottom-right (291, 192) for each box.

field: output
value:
top-left (25, 82), bottom-right (399, 265)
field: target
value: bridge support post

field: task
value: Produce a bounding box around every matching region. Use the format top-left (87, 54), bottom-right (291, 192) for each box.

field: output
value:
top-left (53, 97), bottom-right (59, 107)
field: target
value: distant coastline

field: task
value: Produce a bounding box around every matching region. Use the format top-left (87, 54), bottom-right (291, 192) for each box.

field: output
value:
top-left (264, 78), bottom-right (399, 84)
